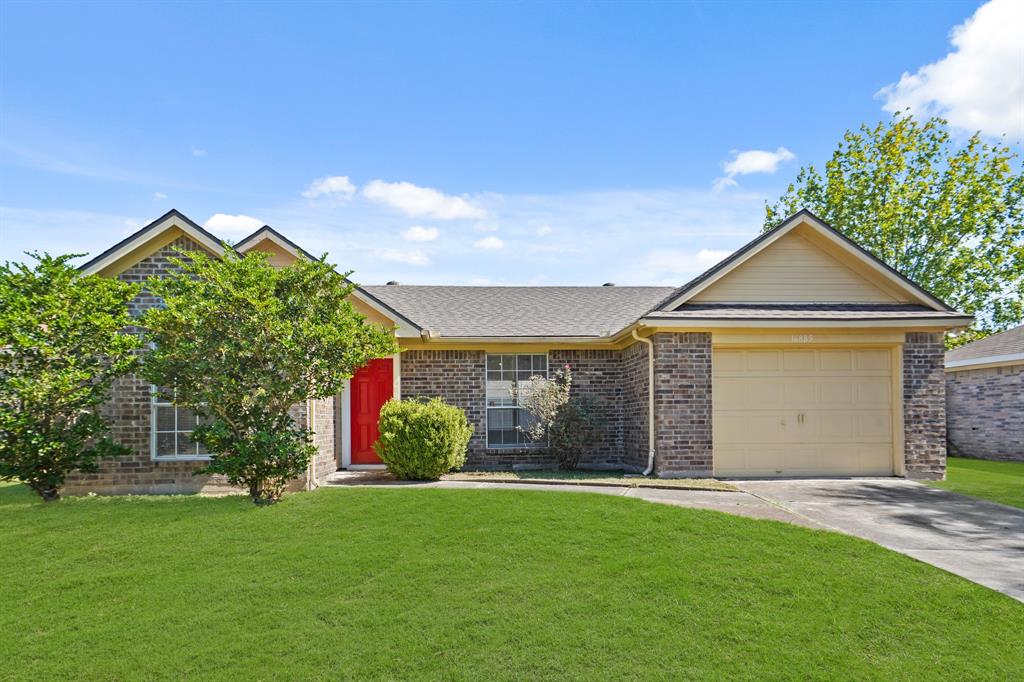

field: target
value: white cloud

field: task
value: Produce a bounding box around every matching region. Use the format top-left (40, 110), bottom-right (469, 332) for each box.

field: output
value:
top-left (379, 248), bottom-right (430, 266)
top-left (714, 147), bottom-right (795, 191)
top-left (191, 147), bottom-right (207, 157)
top-left (153, 192), bottom-right (167, 200)
top-left (302, 175), bottom-right (356, 201)
top-left (203, 213), bottom-right (264, 238)
top-left (645, 249), bottom-right (733, 276)
top-left (722, 147), bottom-right (795, 176)
top-left (877, 0), bottom-right (1024, 137)
top-left (402, 225), bottom-right (439, 242)
top-left (535, 223), bottom-right (553, 236)
top-left (712, 176), bottom-right (738, 192)
top-left (473, 235), bottom-right (505, 250)
top-left (363, 180), bottom-right (487, 220)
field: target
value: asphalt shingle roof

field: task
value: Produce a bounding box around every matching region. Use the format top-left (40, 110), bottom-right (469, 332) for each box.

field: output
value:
top-left (946, 324), bottom-right (1024, 363)
top-left (361, 285), bottom-right (677, 338)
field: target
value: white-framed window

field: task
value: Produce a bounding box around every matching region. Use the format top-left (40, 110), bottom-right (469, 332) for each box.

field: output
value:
top-left (151, 387), bottom-right (211, 461)
top-left (486, 353), bottom-right (547, 448)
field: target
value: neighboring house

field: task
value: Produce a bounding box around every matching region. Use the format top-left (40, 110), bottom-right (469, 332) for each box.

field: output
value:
top-left (945, 324), bottom-right (1024, 462)
top-left (65, 208), bottom-right (971, 494)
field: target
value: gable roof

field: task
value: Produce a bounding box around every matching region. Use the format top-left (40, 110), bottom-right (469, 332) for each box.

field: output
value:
top-left (946, 324), bottom-right (1024, 369)
top-left (78, 209), bottom-right (227, 275)
top-left (234, 225), bottom-right (318, 261)
top-left (361, 285), bottom-right (676, 338)
top-left (77, 208), bottom-right (420, 336)
top-left (656, 209), bottom-right (955, 312)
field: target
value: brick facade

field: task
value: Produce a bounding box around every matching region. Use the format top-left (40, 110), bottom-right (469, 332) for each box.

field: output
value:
top-left (903, 332), bottom-right (947, 479)
top-left (621, 340), bottom-right (650, 472)
top-left (651, 332), bottom-right (713, 477)
top-left (65, 236), bottom-right (334, 495)
top-left (400, 347), bottom-right (647, 470)
top-left (946, 363), bottom-right (1024, 462)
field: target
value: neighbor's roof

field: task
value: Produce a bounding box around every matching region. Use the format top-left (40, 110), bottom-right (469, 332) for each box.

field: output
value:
top-left (946, 324), bottom-right (1024, 367)
top-left (646, 303), bottom-right (973, 322)
top-left (361, 285), bottom-right (677, 338)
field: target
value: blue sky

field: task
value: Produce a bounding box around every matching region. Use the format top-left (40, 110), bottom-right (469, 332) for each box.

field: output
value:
top-left (1, 0), bottom-right (1020, 285)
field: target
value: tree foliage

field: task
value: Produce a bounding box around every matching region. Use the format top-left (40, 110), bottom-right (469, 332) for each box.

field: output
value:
top-left (0, 253), bottom-right (141, 500)
top-left (765, 113), bottom-right (1024, 346)
top-left (140, 248), bottom-right (398, 504)
top-left (516, 365), bottom-right (603, 470)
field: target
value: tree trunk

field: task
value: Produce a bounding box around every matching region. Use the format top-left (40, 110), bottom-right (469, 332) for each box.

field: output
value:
top-left (248, 479), bottom-right (283, 505)
top-left (34, 485), bottom-right (61, 502)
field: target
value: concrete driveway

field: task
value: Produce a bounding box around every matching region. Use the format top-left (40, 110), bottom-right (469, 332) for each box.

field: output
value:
top-left (735, 479), bottom-right (1024, 602)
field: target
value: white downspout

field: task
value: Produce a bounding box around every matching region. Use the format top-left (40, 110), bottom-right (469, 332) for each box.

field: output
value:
top-left (632, 328), bottom-right (656, 476)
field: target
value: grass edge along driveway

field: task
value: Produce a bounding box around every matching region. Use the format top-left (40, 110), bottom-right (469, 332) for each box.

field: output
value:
top-left (927, 456), bottom-right (1024, 509)
top-left (1, 482), bottom-right (1021, 680)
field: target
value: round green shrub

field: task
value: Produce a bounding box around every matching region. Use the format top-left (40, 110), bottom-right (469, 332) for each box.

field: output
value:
top-left (374, 398), bottom-right (474, 480)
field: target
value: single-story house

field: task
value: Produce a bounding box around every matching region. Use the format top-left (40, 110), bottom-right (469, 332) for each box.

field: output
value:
top-left (65, 208), bottom-right (972, 494)
top-left (945, 324), bottom-right (1024, 461)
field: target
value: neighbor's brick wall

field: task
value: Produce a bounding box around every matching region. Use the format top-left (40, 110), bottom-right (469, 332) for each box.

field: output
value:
top-left (903, 332), bottom-right (947, 479)
top-left (946, 364), bottom-right (1024, 462)
top-left (651, 332), bottom-right (713, 477)
top-left (621, 341), bottom-right (650, 472)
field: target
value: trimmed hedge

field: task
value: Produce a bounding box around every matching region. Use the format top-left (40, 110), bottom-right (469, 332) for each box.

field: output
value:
top-left (374, 398), bottom-right (473, 480)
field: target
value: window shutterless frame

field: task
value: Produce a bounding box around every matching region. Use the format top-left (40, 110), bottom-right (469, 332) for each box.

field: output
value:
top-left (150, 386), bottom-right (212, 461)
top-left (485, 353), bottom-right (548, 448)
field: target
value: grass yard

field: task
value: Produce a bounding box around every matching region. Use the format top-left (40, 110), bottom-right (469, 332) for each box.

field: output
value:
top-left (1, 482), bottom-right (1022, 680)
top-left (927, 457), bottom-right (1024, 509)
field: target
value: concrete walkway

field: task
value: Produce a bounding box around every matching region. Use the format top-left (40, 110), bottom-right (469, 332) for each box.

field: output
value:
top-left (323, 473), bottom-right (1024, 601)
top-left (324, 473), bottom-right (816, 526)
top-left (736, 479), bottom-right (1024, 602)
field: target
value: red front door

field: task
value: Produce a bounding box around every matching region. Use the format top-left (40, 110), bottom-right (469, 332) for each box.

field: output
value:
top-left (351, 358), bottom-right (393, 465)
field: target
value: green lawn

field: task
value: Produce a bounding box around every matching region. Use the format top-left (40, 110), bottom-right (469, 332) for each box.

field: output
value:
top-left (927, 457), bottom-right (1024, 509)
top-left (1, 482), bottom-right (1021, 680)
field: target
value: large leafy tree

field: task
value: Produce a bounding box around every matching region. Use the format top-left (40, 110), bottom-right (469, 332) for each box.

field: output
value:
top-left (141, 248), bottom-right (397, 504)
top-left (0, 253), bottom-right (141, 500)
top-left (765, 114), bottom-right (1023, 346)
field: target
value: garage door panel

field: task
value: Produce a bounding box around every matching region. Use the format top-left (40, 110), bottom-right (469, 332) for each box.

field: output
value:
top-left (782, 350), bottom-right (815, 370)
top-left (819, 350), bottom-right (853, 371)
top-left (856, 349), bottom-right (891, 371)
top-left (713, 347), bottom-right (895, 477)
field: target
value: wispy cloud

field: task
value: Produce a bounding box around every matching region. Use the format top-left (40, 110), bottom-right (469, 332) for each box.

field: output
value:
top-left (302, 175), bottom-right (356, 201)
top-left (877, 0), bottom-right (1023, 138)
top-left (363, 180), bottom-right (487, 220)
top-left (714, 147), bottom-right (795, 191)
top-left (402, 225), bottom-right (439, 242)
top-left (0, 140), bottom-right (227, 192)
top-left (473, 235), bottom-right (504, 250)
top-left (191, 147), bottom-right (207, 157)
top-left (3, 185), bottom-right (769, 286)
top-left (379, 248), bottom-right (430, 266)
top-left (0, 206), bottom-right (143, 263)
top-left (153, 192), bottom-right (167, 201)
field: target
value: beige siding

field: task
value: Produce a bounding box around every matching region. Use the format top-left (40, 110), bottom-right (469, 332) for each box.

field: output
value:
top-left (239, 239), bottom-right (297, 267)
top-left (693, 229), bottom-right (907, 303)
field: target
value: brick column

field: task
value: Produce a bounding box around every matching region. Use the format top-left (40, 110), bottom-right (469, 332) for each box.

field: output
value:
top-left (652, 332), bottom-right (713, 477)
top-left (903, 332), bottom-right (947, 479)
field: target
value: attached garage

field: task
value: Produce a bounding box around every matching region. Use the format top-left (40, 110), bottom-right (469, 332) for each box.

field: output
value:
top-left (712, 346), bottom-right (899, 477)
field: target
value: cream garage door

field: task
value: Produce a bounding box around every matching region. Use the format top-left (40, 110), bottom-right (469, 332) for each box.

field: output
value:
top-left (713, 347), bottom-right (895, 477)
